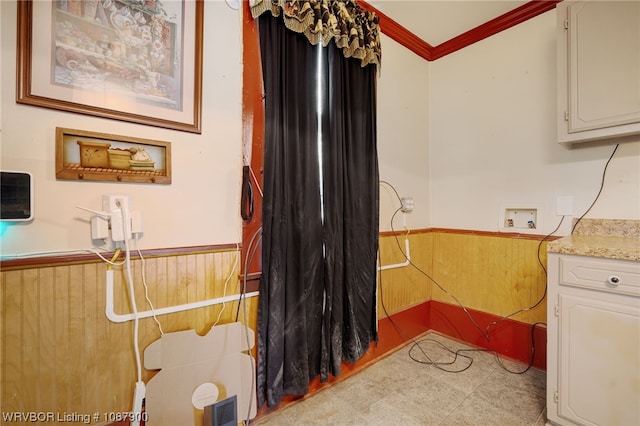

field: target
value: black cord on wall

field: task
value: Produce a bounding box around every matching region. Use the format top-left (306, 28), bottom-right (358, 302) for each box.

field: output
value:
top-left (377, 181), bottom-right (563, 374)
top-left (571, 144), bottom-right (619, 234)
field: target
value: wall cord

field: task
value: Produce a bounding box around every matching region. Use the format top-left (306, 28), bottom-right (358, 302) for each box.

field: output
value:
top-left (571, 143), bottom-right (619, 234)
top-left (378, 181), bottom-right (565, 374)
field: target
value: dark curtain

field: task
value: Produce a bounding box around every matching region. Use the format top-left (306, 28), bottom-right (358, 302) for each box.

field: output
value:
top-left (256, 13), bottom-right (379, 409)
top-left (256, 13), bottom-right (325, 408)
top-left (322, 40), bottom-right (379, 377)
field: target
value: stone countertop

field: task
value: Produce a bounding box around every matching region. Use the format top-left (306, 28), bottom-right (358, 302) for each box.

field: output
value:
top-left (547, 234), bottom-right (640, 262)
top-left (547, 218), bottom-right (640, 262)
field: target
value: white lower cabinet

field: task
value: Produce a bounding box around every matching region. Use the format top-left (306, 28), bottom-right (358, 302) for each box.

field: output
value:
top-left (547, 253), bottom-right (640, 426)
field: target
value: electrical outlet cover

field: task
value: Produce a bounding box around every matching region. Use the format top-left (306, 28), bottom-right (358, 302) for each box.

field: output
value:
top-left (557, 196), bottom-right (573, 216)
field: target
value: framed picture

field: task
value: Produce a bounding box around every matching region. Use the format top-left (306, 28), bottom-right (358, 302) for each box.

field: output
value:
top-left (17, 0), bottom-right (203, 133)
top-left (56, 127), bottom-right (172, 184)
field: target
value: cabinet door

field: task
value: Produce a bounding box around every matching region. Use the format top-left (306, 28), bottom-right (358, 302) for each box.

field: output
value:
top-left (557, 1), bottom-right (640, 143)
top-left (557, 293), bottom-right (640, 426)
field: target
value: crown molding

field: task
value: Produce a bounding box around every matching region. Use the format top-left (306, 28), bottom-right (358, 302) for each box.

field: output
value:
top-left (359, 0), bottom-right (563, 61)
top-left (359, 1), bottom-right (433, 61)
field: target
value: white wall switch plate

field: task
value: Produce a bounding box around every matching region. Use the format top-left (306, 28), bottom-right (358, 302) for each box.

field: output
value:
top-left (557, 196), bottom-right (573, 216)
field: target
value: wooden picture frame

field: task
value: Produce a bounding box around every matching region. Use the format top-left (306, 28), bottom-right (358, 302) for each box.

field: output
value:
top-left (17, 0), bottom-right (203, 133)
top-left (56, 127), bottom-right (172, 184)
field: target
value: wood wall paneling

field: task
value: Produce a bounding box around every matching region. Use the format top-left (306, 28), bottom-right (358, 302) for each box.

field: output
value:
top-left (377, 233), bottom-right (433, 317)
top-left (378, 231), bottom-right (548, 369)
top-left (1, 232), bottom-right (548, 421)
top-left (0, 248), bottom-right (257, 422)
top-left (430, 232), bottom-right (548, 327)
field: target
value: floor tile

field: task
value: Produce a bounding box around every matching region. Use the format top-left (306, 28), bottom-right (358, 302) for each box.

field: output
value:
top-left (253, 332), bottom-right (547, 426)
top-left (440, 393), bottom-right (533, 426)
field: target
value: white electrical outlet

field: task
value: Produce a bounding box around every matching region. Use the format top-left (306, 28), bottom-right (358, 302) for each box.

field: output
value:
top-left (400, 197), bottom-right (414, 212)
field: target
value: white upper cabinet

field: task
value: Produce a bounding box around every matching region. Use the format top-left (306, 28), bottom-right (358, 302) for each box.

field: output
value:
top-left (557, 1), bottom-right (640, 144)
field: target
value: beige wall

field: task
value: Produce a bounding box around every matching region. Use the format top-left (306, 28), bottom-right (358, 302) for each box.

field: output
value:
top-left (377, 35), bottom-right (430, 233)
top-left (0, 2), bottom-right (433, 257)
top-left (1, 1), bottom-right (244, 255)
top-left (2, 4), bottom-right (639, 256)
top-left (429, 9), bottom-right (640, 236)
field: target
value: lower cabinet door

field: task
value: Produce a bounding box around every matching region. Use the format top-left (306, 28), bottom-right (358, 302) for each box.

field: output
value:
top-left (557, 293), bottom-right (640, 426)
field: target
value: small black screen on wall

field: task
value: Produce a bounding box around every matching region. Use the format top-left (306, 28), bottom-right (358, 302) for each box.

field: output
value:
top-left (1, 171), bottom-right (33, 221)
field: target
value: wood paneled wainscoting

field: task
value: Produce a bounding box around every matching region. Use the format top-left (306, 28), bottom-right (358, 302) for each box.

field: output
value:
top-left (0, 246), bottom-right (256, 423)
top-left (377, 229), bottom-right (552, 371)
top-left (1, 230), bottom-right (552, 423)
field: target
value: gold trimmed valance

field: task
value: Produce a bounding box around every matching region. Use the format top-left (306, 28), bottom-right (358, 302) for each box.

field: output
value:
top-left (249, 0), bottom-right (382, 68)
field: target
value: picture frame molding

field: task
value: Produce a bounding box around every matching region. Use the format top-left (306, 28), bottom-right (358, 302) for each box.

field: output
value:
top-left (16, 0), bottom-right (203, 134)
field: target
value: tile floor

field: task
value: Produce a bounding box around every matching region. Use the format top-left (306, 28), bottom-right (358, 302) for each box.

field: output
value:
top-left (253, 332), bottom-right (547, 426)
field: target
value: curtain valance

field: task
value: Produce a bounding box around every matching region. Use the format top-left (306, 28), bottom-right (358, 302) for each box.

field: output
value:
top-left (249, 0), bottom-right (381, 68)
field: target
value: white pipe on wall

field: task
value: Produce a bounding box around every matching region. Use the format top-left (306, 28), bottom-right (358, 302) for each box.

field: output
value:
top-left (105, 270), bottom-right (259, 323)
top-left (378, 238), bottom-right (411, 271)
